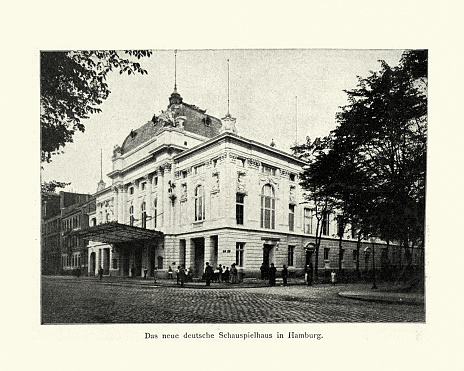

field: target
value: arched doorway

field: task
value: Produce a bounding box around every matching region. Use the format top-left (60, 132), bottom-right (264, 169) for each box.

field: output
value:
top-left (89, 252), bottom-right (96, 276)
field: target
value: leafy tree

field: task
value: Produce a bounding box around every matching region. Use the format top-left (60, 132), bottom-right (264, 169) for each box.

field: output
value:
top-left (333, 50), bottom-right (427, 254)
top-left (41, 50), bottom-right (152, 163)
top-left (295, 50), bottom-right (427, 279)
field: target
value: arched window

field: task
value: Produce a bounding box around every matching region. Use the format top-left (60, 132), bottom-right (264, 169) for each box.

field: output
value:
top-left (129, 205), bottom-right (134, 226)
top-left (261, 184), bottom-right (275, 229)
top-left (153, 198), bottom-right (157, 228)
top-left (141, 202), bottom-right (147, 228)
top-left (195, 185), bottom-right (205, 221)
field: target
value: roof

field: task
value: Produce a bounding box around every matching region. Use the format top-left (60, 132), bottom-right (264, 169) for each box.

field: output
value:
top-left (120, 95), bottom-right (222, 155)
top-left (77, 221), bottom-right (162, 244)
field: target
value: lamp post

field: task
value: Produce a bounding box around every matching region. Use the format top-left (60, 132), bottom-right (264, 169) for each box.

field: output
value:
top-left (370, 237), bottom-right (378, 289)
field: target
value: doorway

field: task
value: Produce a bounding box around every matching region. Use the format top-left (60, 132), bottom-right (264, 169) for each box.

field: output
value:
top-left (193, 237), bottom-right (205, 277)
top-left (89, 252), bottom-right (96, 276)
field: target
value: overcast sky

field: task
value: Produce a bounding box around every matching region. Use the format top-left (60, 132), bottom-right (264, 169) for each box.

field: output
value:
top-left (41, 49), bottom-right (405, 194)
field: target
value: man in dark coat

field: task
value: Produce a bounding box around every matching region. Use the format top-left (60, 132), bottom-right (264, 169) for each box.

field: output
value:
top-left (307, 262), bottom-right (313, 286)
top-left (204, 262), bottom-right (214, 286)
top-left (179, 266), bottom-right (186, 288)
top-left (282, 264), bottom-right (288, 286)
top-left (269, 263), bottom-right (277, 287)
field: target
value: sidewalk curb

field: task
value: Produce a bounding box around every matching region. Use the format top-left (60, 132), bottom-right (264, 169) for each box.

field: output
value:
top-left (338, 291), bottom-right (424, 305)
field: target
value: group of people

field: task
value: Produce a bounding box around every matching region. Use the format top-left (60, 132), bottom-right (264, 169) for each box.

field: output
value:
top-left (205, 263), bottom-right (240, 285)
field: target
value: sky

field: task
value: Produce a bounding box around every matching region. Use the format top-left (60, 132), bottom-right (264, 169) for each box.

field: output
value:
top-left (41, 49), bottom-right (405, 194)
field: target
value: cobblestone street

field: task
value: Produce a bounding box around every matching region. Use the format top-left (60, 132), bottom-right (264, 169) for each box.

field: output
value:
top-left (41, 276), bottom-right (425, 324)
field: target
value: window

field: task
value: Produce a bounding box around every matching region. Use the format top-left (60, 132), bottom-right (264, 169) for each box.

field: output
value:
top-left (153, 198), bottom-right (157, 228)
top-left (340, 248), bottom-right (345, 261)
top-left (194, 164), bottom-right (205, 175)
top-left (194, 185), bottom-right (205, 221)
top-left (261, 164), bottom-right (276, 176)
top-left (288, 245), bottom-right (295, 266)
top-left (288, 205), bottom-right (295, 231)
top-left (141, 182), bottom-right (146, 191)
top-left (260, 184), bottom-right (275, 229)
top-left (304, 208), bottom-right (313, 234)
top-left (352, 250), bottom-right (358, 262)
top-left (129, 205), bottom-right (134, 226)
top-left (337, 215), bottom-right (344, 237)
top-left (289, 173), bottom-right (296, 182)
top-left (322, 212), bottom-right (330, 236)
top-left (182, 171), bottom-right (187, 178)
top-left (112, 258), bottom-right (118, 269)
top-left (129, 187), bottom-right (134, 195)
top-left (92, 218), bottom-right (96, 226)
top-left (154, 176), bottom-right (158, 186)
top-left (236, 193), bottom-right (244, 225)
top-left (236, 242), bottom-right (245, 267)
top-left (106, 213), bottom-right (110, 223)
top-left (324, 248), bottom-right (330, 260)
top-left (351, 223), bottom-right (357, 239)
top-left (141, 202), bottom-right (147, 228)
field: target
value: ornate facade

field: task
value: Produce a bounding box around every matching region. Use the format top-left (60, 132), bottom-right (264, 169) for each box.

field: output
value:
top-left (83, 89), bottom-right (418, 279)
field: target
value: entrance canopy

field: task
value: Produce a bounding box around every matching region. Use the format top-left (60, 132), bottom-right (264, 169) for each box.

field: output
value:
top-left (78, 222), bottom-right (163, 244)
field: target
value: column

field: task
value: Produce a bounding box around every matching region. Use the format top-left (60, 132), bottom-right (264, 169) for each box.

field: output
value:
top-left (112, 186), bottom-right (118, 222)
top-left (146, 174), bottom-right (153, 229)
top-left (185, 239), bottom-right (195, 271)
top-left (133, 179), bottom-right (140, 227)
top-left (158, 167), bottom-right (165, 228)
top-left (204, 236), bottom-right (215, 267)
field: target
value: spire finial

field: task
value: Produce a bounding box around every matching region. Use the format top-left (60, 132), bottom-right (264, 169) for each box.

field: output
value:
top-left (174, 49), bottom-right (177, 93)
top-left (295, 95), bottom-right (298, 145)
top-left (227, 58), bottom-right (230, 115)
top-left (100, 148), bottom-right (103, 181)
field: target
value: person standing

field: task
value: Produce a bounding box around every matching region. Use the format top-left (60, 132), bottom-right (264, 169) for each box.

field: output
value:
top-left (144, 266), bottom-right (148, 280)
top-left (282, 264), bottom-right (288, 286)
top-left (168, 266), bottom-right (173, 279)
top-left (223, 267), bottom-right (230, 282)
top-left (331, 270), bottom-right (336, 286)
top-left (269, 263), bottom-right (277, 287)
top-left (218, 264), bottom-right (223, 283)
top-left (131, 264), bottom-right (135, 278)
top-left (176, 265), bottom-right (180, 285)
top-left (307, 262), bottom-right (313, 286)
top-left (230, 264), bottom-right (238, 284)
top-left (98, 265), bottom-right (103, 280)
top-left (204, 262), bottom-right (214, 286)
top-left (179, 266), bottom-right (186, 288)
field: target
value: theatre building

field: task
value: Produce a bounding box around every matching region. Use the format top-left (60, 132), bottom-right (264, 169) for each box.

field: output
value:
top-left (81, 87), bottom-right (406, 279)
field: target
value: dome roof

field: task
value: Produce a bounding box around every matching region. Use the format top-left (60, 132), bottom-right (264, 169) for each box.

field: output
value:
top-left (120, 99), bottom-right (222, 155)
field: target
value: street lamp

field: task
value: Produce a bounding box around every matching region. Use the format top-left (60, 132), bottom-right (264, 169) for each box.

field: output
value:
top-left (369, 237), bottom-right (378, 290)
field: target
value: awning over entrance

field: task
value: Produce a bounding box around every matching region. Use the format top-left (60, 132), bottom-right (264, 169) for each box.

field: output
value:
top-left (77, 222), bottom-right (163, 244)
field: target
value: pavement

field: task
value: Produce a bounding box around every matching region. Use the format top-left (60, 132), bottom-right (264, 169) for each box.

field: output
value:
top-left (52, 275), bottom-right (425, 305)
top-left (42, 276), bottom-right (425, 323)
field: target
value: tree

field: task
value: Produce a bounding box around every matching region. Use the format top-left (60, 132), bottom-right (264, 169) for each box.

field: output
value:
top-left (295, 50), bottom-right (427, 280)
top-left (41, 50), bottom-right (152, 163)
top-left (333, 50), bottom-right (427, 253)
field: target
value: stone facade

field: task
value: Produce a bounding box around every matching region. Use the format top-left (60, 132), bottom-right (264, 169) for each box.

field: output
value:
top-left (87, 90), bottom-right (421, 279)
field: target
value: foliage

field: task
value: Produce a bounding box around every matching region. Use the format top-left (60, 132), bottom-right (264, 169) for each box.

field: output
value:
top-left (41, 180), bottom-right (71, 193)
top-left (295, 50), bottom-right (427, 259)
top-left (40, 50), bottom-right (152, 163)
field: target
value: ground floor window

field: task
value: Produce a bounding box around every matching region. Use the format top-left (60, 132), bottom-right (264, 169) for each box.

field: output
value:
top-left (236, 242), bottom-right (245, 267)
top-left (324, 248), bottom-right (330, 260)
top-left (112, 258), bottom-right (118, 269)
top-left (288, 245), bottom-right (294, 266)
